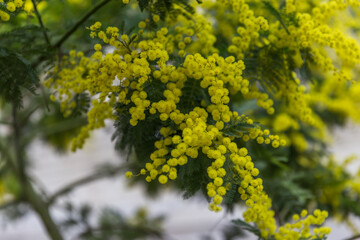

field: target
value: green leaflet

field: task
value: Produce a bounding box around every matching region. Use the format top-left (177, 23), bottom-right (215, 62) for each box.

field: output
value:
top-left (231, 219), bottom-right (263, 239)
top-left (262, 1), bottom-right (289, 34)
top-left (137, 0), bottom-right (150, 11)
top-left (69, 93), bottom-right (91, 117)
top-left (0, 47), bottom-right (39, 108)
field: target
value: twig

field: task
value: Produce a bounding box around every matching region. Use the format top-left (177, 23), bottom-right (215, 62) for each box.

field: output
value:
top-left (53, 0), bottom-right (113, 48)
top-left (31, 0), bottom-right (51, 46)
top-left (40, 85), bottom-right (51, 112)
top-left (21, 117), bottom-right (87, 149)
top-left (11, 102), bottom-right (65, 240)
top-left (0, 120), bottom-right (11, 125)
top-left (344, 235), bottom-right (360, 240)
top-left (32, 0), bottom-right (113, 68)
top-left (0, 199), bottom-right (21, 211)
top-left (47, 165), bottom-right (125, 205)
top-left (19, 104), bottom-right (40, 128)
top-left (24, 181), bottom-right (65, 240)
top-left (274, 208), bottom-right (282, 226)
top-left (0, 138), bottom-right (20, 176)
top-left (77, 225), bottom-right (163, 240)
top-left (12, 103), bottom-right (25, 181)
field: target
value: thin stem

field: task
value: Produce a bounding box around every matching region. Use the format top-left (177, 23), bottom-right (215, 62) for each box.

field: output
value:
top-left (0, 199), bottom-right (21, 211)
top-left (0, 120), bottom-right (11, 125)
top-left (10, 103), bottom-right (64, 240)
top-left (24, 181), bottom-right (64, 240)
top-left (274, 208), bottom-right (282, 226)
top-left (344, 235), bottom-right (360, 240)
top-left (48, 166), bottom-right (124, 205)
top-left (32, 0), bottom-right (114, 68)
top-left (31, 0), bottom-right (51, 46)
top-left (48, 165), bottom-right (124, 205)
top-left (12, 104), bottom-right (25, 181)
top-left (21, 117), bottom-right (87, 148)
top-left (53, 0), bottom-right (112, 48)
top-left (0, 138), bottom-right (20, 176)
top-left (78, 225), bottom-right (163, 240)
top-left (19, 104), bottom-right (40, 128)
top-left (40, 85), bottom-right (51, 112)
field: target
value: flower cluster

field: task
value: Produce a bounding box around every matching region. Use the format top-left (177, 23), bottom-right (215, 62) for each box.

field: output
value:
top-left (0, 181), bottom-right (5, 204)
top-left (0, 0), bottom-right (24, 21)
top-left (274, 210), bottom-right (330, 240)
top-left (46, 20), bottom-right (326, 240)
top-left (44, 0), bottom-right (360, 238)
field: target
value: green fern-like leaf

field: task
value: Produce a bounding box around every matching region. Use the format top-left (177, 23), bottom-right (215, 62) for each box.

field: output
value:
top-left (262, 1), bottom-right (289, 34)
top-left (222, 117), bottom-right (262, 138)
top-left (141, 0), bottom-right (197, 20)
top-left (0, 25), bottom-right (54, 63)
top-left (0, 47), bottom-right (39, 108)
top-left (176, 152), bottom-right (211, 200)
top-left (177, 77), bottom-right (208, 113)
top-left (231, 219), bottom-right (262, 238)
top-left (137, 0), bottom-right (150, 11)
top-left (69, 93), bottom-right (91, 117)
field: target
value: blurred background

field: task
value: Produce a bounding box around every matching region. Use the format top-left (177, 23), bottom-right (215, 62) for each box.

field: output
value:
top-left (0, 122), bottom-right (359, 240)
top-left (1, 0), bottom-right (360, 239)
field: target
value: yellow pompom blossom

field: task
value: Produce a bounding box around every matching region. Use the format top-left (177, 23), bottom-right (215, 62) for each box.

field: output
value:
top-left (309, 74), bottom-right (360, 124)
top-left (153, 14), bottom-right (160, 23)
top-left (273, 113), bottom-right (299, 132)
top-left (273, 210), bottom-right (330, 239)
top-left (0, 181), bottom-right (5, 204)
top-left (310, 155), bottom-right (360, 235)
top-left (202, 0), bottom-right (360, 133)
top-left (0, 0), bottom-right (24, 21)
top-left (0, 179), bottom-right (13, 205)
top-left (23, 0), bottom-right (33, 13)
top-left (56, 0), bottom-right (360, 237)
top-left (322, 155), bottom-right (360, 204)
top-left (46, 19), bottom-right (329, 240)
top-left (125, 171), bottom-right (133, 178)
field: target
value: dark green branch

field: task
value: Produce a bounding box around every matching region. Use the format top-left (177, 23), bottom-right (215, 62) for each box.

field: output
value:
top-left (12, 103), bottom-right (25, 181)
top-left (19, 104), bottom-right (40, 128)
top-left (24, 181), bottom-right (64, 240)
top-left (53, 0), bottom-right (113, 48)
top-left (32, 0), bottom-right (114, 68)
top-left (78, 225), bottom-right (163, 240)
top-left (31, 0), bottom-right (51, 46)
top-left (0, 120), bottom-right (11, 125)
top-left (21, 117), bottom-right (87, 148)
top-left (10, 103), bottom-right (64, 240)
top-left (0, 199), bottom-right (21, 211)
top-left (0, 139), bottom-right (20, 176)
top-left (344, 235), bottom-right (360, 240)
top-left (40, 85), bottom-right (50, 112)
top-left (48, 165), bottom-right (124, 205)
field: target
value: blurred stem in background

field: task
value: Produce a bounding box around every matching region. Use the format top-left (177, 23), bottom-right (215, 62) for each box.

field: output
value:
top-left (0, 102), bottom-right (65, 240)
top-left (0, 1), bottom-right (120, 239)
top-left (2, 0), bottom-right (360, 239)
